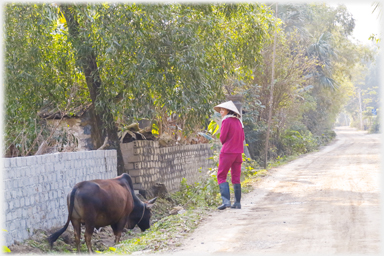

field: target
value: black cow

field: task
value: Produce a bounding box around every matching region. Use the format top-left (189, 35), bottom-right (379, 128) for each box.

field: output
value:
top-left (47, 173), bottom-right (156, 253)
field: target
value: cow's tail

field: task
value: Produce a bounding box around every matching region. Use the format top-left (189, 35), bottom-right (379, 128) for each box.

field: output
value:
top-left (47, 187), bottom-right (77, 248)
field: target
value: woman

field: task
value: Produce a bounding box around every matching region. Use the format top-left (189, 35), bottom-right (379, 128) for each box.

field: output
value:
top-left (213, 101), bottom-right (244, 210)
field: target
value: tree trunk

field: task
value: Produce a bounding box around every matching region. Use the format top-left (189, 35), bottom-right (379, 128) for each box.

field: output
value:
top-left (357, 88), bottom-right (363, 130)
top-left (264, 3), bottom-right (278, 169)
top-left (61, 5), bottom-right (125, 174)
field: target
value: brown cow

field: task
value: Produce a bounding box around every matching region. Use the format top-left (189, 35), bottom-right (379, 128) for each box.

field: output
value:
top-left (47, 173), bottom-right (156, 253)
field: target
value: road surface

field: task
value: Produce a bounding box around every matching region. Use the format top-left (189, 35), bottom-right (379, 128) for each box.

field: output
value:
top-left (161, 127), bottom-right (381, 255)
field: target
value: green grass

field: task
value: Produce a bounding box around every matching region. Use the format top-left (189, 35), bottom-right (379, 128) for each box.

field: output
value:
top-left (107, 209), bottom-right (208, 254)
top-left (267, 154), bottom-right (300, 169)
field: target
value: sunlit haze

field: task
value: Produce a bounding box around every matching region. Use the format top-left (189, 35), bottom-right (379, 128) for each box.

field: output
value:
top-left (328, 2), bottom-right (381, 45)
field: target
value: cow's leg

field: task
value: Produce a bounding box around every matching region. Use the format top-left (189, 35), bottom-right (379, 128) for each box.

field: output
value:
top-left (84, 223), bottom-right (95, 253)
top-left (71, 219), bottom-right (81, 253)
top-left (111, 219), bottom-right (126, 244)
top-left (110, 223), bottom-right (119, 244)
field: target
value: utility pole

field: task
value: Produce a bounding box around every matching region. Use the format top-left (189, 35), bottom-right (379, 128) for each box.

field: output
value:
top-left (357, 88), bottom-right (363, 130)
top-left (264, 3), bottom-right (278, 169)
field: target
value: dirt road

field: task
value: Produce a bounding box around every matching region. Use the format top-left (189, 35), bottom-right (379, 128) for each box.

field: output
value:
top-left (161, 127), bottom-right (381, 255)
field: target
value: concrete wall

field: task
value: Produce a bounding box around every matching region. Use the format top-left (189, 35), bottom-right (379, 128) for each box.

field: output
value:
top-left (2, 141), bottom-right (214, 246)
top-left (2, 150), bottom-right (117, 246)
top-left (121, 141), bottom-right (214, 193)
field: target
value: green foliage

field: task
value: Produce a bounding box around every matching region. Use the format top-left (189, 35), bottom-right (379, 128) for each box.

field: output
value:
top-left (369, 34), bottom-right (381, 44)
top-left (314, 130), bottom-right (336, 146)
top-left (281, 129), bottom-right (317, 155)
top-left (243, 121), bottom-right (267, 163)
top-left (5, 1), bottom-right (376, 182)
top-left (345, 53), bottom-right (380, 131)
top-left (369, 114), bottom-right (380, 133)
top-left (171, 176), bottom-right (220, 209)
top-left (4, 3), bottom-right (88, 155)
top-left (151, 123), bottom-right (159, 136)
top-left (116, 209), bottom-right (206, 253)
top-left (207, 120), bottom-right (220, 135)
top-left (214, 2), bottom-right (377, 169)
top-left (4, 3), bottom-right (276, 155)
top-left (301, 3), bottom-right (375, 135)
top-left (252, 3), bottom-right (374, 165)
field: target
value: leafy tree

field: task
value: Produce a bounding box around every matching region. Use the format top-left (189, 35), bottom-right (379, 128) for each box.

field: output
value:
top-left (7, 2), bottom-right (373, 170)
top-left (300, 3), bottom-right (372, 135)
top-left (242, 27), bottom-right (317, 161)
top-left (5, 4), bottom-right (88, 156)
top-left (4, 3), bottom-right (276, 171)
top-left (344, 51), bottom-right (380, 131)
top-left (241, 3), bottom-right (375, 163)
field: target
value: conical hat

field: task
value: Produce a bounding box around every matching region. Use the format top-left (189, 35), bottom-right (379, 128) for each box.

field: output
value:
top-left (213, 101), bottom-right (241, 116)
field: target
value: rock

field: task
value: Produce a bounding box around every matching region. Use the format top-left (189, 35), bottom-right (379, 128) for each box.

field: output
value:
top-left (178, 209), bottom-right (187, 215)
top-left (126, 123), bottom-right (140, 131)
top-left (159, 133), bottom-right (174, 147)
top-left (99, 238), bottom-right (114, 248)
top-left (152, 183), bottom-right (169, 198)
top-left (169, 206), bottom-right (184, 215)
top-left (60, 230), bottom-right (73, 244)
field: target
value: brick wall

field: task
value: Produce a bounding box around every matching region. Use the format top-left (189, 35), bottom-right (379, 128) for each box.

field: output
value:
top-left (121, 141), bottom-right (214, 193)
top-left (2, 150), bottom-right (117, 246)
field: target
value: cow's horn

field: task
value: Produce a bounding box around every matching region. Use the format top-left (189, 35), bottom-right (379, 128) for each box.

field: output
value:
top-left (147, 197), bottom-right (157, 204)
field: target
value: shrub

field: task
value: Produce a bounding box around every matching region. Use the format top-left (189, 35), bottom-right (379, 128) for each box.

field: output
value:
top-left (314, 129), bottom-right (336, 146)
top-left (171, 175), bottom-right (220, 209)
top-left (281, 129), bottom-right (317, 155)
top-left (369, 115), bottom-right (380, 133)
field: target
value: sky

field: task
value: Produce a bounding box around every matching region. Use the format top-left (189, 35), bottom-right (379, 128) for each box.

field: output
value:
top-left (326, 1), bottom-right (381, 45)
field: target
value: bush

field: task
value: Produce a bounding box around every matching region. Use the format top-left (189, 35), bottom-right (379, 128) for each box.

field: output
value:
top-left (314, 129), bottom-right (336, 146)
top-left (171, 175), bottom-right (220, 209)
top-left (281, 129), bottom-right (317, 155)
top-left (369, 115), bottom-right (380, 133)
top-left (243, 122), bottom-right (267, 163)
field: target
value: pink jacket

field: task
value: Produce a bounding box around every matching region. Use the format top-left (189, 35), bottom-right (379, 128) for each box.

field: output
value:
top-left (220, 117), bottom-right (245, 153)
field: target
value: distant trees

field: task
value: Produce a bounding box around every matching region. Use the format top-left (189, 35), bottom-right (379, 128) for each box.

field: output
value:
top-left (344, 51), bottom-right (380, 132)
top-left (240, 3), bottom-right (376, 163)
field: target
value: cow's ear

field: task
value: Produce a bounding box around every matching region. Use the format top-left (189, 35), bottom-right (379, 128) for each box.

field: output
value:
top-left (146, 203), bottom-right (155, 209)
